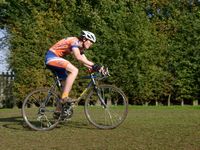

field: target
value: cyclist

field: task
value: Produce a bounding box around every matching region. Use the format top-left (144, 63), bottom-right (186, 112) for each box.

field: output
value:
top-left (45, 30), bottom-right (102, 107)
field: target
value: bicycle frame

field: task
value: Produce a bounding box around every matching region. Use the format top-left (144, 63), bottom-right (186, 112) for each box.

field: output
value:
top-left (48, 73), bottom-right (107, 107)
top-left (78, 73), bottom-right (107, 107)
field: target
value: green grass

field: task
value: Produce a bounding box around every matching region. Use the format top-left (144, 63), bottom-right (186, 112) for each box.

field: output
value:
top-left (0, 106), bottom-right (200, 150)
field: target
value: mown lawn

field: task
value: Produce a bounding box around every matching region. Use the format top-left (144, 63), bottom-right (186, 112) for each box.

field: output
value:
top-left (0, 106), bottom-right (199, 150)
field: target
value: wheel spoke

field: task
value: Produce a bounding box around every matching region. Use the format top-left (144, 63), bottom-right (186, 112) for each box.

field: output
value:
top-left (104, 108), bottom-right (112, 125)
top-left (22, 88), bottom-right (60, 131)
top-left (85, 85), bottom-right (128, 129)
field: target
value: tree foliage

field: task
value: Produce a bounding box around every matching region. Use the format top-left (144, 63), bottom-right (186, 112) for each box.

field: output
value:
top-left (0, 0), bottom-right (199, 106)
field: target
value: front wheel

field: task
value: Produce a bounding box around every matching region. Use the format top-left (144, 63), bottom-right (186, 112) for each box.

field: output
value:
top-left (84, 85), bottom-right (128, 129)
top-left (22, 88), bottom-right (60, 131)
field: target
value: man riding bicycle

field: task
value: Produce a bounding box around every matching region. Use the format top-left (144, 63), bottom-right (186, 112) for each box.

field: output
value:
top-left (21, 30), bottom-right (127, 130)
top-left (45, 30), bottom-right (103, 107)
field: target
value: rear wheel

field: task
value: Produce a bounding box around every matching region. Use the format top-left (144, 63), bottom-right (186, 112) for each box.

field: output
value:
top-left (22, 88), bottom-right (60, 131)
top-left (84, 85), bottom-right (128, 129)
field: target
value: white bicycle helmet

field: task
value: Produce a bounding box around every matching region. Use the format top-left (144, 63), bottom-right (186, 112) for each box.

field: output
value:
top-left (81, 30), bottom-right (96, 43)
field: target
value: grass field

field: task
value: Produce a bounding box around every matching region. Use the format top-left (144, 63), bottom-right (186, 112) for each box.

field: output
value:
top-left (0, 106), bottom-right (200, 150)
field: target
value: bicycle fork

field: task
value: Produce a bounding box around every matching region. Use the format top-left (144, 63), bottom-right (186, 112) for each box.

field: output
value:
top-left (94, 86), bottom-right (107, 108)
top-left (90, 76), bottom-right (107, 108)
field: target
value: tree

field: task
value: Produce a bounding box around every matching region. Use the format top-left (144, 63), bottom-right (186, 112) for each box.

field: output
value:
top-left (0, 0), bottom-right (199, 106)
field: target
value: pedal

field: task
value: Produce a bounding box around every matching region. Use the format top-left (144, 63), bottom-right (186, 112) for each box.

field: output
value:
top-left (61, 104), bottom-right (74, 121)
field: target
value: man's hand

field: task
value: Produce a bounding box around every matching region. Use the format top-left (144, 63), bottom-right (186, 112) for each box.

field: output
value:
top-left (92, 64), bottom-right (102, 72)
top-left (92, 64), bottom-right (110, 76)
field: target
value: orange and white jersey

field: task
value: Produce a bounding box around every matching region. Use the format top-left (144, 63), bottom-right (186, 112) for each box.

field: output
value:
top-left (49, 37), bottom-right (80, 57)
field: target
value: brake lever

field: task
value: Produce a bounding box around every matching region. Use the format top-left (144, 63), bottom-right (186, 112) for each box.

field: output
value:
top-left (100, 67), bottom-right (110, 77)
top-left (105, 67), bottom-right (110, 76)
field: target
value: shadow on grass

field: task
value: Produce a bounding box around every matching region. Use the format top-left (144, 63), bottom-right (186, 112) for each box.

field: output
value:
top-left (0, 116), bottom-right (25, 131)
top-left (0, 116), bottom-right (95, 131)
top-left (59, 120), bottom-right (95, 130)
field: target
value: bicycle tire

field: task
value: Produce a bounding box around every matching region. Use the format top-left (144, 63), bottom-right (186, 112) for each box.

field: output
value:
top-left (84, 84), bottom-right (128, 129)
top-left (22, 88), bottom-right (60, 131)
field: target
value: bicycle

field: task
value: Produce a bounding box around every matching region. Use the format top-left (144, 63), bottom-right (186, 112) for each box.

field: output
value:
top-left (22, 67), bottom-right (128, 131)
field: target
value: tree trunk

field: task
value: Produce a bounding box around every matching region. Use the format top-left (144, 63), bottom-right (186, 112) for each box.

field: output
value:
top-left (168, 94), bottom-right (171, 106)
top-left (145, 101), bottom-right (149, 106)
top-left (193, 100), bottom-right (198, 106)
top-left (181, 99), bottom-right (184, 106)
top-left (156, 100), bottom-right (158, 106)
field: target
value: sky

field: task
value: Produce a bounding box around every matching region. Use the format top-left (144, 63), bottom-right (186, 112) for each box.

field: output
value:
top-left (0, 29), bottom-right (9, 73)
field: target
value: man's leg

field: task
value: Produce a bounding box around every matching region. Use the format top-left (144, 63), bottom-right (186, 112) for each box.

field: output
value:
top-left (61, 63), bottom-right (78, 101)
top-left (46, 58), bottom-right (78, 111)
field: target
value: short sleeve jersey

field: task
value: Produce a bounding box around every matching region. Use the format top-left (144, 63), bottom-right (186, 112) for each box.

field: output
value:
top-left (49, 37), bottom-right (82, 57)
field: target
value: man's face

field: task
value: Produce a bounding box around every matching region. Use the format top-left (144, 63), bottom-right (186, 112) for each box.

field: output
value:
top-left (83, 40), bottom-right (93, 49)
